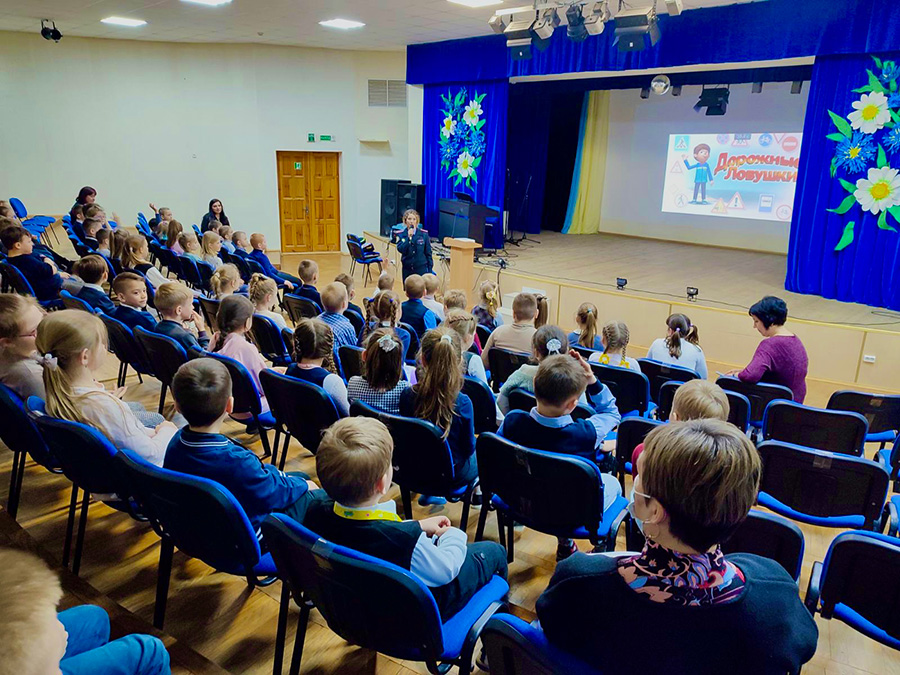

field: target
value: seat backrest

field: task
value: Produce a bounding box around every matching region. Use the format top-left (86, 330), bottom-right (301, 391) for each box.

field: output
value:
top-left (32, 413), bottom-right (121, 494)
top-left (615, 417), bottom-right (662, 473)
top-left (226, 253), bottom-right (251, 282)
top-left (196, 260), bottom-right (214, 292)
top-left (252, 315), bottom-right (291, 363)
top-left (99, 314), bottom-right (153, 375)
top-left (720, 510), bottom-right (805, 582)
top-left (763, 400), bottom-right (868, 456)
top-left (475, 323), bottom-right (492, 348)
top-left (828, 390), bottom-right (900, 435)
top-left (0, 385), bottom-right (57, 470)
top-left (570, 345), bottom-right (596, 360)
top-left (338, 345), bottom-right (364, 380)
top-left (244, 257), bottom-right (266, 277)
top-left (115, 450), bottom-right (262, 575)
top-left (488, 349), bottom-right (531, 393)
top-left (636, 359), bottom-right (698, 403)
top-left (757, 441), bottom-right (888, 529)
top-left (178, 255), bottom-right (202, 287)
top-left (261, 514), bottom-right (445, 660)
top-left (204, 351), bottom-right (263, 417)
top-left (655, 380), bottom-right (682, 421)
top-left (817, 531), bottom-right (900, 641)
top-left (481, 613), bottom-right (599, 675)
top-left (505, 388), bottom-right (593, 421)
top-left (259, 369), bottom-right (341, 453)
top-left (462, 376), bottom-right (498, 434)
top-left (716, 376), bottom-right (793, 424)
top-left (197, 297), bottom-right (220, 333)
top-left (346, 238), bottom-right (364, 259)
top-left (0, 261), bottom-right (36, 296)
top-left (9, 197), bottom-right (28, 219)
top-left (476, 432), bottom-right (603, 535)
top-left (397, 323), bottom-right (420, 360)
top-left (60, 289), bottom-right (97, 314)
top-left (283, 293), bottom-right (321, 323)
top-left (589, 362), bottom-right (651, 417)
top-left (656, 380), bottom-right (751, 432)
top-left (344, 309), bottom-right (365, 339)
top-left (133, 327), bottom-right (188, 387)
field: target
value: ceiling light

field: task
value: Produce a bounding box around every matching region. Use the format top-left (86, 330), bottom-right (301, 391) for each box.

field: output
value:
top-left (448, 0), bottom-right (503, 7)
top-left (615, 5), bottom-right (660, 52)
top-left (319, 18), bottom-right (366, 30)
top-left (584, 1), bottom-right (610, 36)
top-left (181, 0), bottom-right (233, 5)
top-left (489, 14), bottom-right (508, 33)
top-left (101, 17), bottom-right (147, 27)
top-left (694, 86), bottom-right (730, 116)
top-left (566, 4), bottom-right (588, 42)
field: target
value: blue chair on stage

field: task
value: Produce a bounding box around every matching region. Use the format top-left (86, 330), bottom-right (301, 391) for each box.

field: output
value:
top-left (480, 613), bottom-right (599, 675)
top-left (262, 513), bottom-right (508, 675)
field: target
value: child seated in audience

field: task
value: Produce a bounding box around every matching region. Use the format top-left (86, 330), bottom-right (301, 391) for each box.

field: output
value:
top-left (111, 228), bottom-right (128, 262)
top-left (373, 271), bottom-right (395, 298)
top-left (631, 379), bottom-right (729, 476)
top-left (304, 416), bottom-right (508, 620)
top-left (37, 310), bottom-right (176, 465)
top-left (83, 217), bottom-right (103, 250)
top-left (295, 259), bottom-right (321, 306)
top-left (210, 263), bottom-right (243, 300)
top-left (495, 324), bottom-right (571, 414)
top-left (201, 231), bottom-right (223, 270)
top-left (219, 226), bottom-right (235, 253)
top-left (444, 309), bottom-right (488, 384)
top-left (72, 255), bottom-right (115, 314)
top-left (0, 548), bottom-right (170, 675)
top-left (481, 292), bottom-right (546, 367)
top-left (179, 232), bottom-right (202, 262)
top-left (335, 272), bottom-right (364, 317)
top-left (70, 203), bottom-right (85, 232)
top-left (473, 280), bottom-right (503, 331)
top-left (166, 220), bottom-right (184, 254)
top-left (400, 274), bottom-right (438, 337)
top-left (111, 272), bottom-right (156, 332)
top-left (347, 328), bottom-right (411, 414)
top-left (442, 288), bottom-right (467, 313)
top-left (589, 320), bottom-right (642, 371)
top-left (249, 273), bottom-right (287, 330)
top-left (153, 282), bottom-right (210, 351)
top-left (1, 225), bottom-right (69, 302)
top-left (121, 234), bottom-right (168, 289)
top-left (249, 233), bottom-right (298, 289)
top-left (211, 295), bottom-right (271, 415)
top-left (422, 273), bottom-right (445, 321)
top-left (499, 351), bottom-right (622, 560)
top-left (286, 318), bottom-right (350, 415)
top-left (95, 228), bottom-right (111, 257)
top-left (364, 290), bottom-right (411, 357)
top-left (0, 293), bottom-right (46, 399)
top-left (568, 302), bottom-right (602, 350)
top-left (318, 282), bottom-right (358, 352)
top-left (232, 230), bottom-right (251, 256)
top-left (166, 358), bottom-right (323, 529)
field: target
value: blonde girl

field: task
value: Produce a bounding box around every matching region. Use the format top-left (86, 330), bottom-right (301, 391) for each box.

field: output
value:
top-left (121, 234), bottom-right (168, 288)
top-left (201, 231), bottom-right (223, 270)
top-left (249, 272), bottom-right (286, 330)
top-left (444, 309), bottom-right (488, 384)
top-left (568, 302), bottom-right (602, 351)
top-left (473, 280), bottom-right (503, 331)
top-left (364, 290), bottom-right (411, 358)
top-left (166, 220), bottom-right (184, 254)
top-left (589, 321), bottom-right (642, 371)
top-left (286, 318), bottom-right (349, 416)
top-left (35, 310), bottom-right (176, 466)
top-left (210, 264), bottom-right (242, 300)
top-left (0, 294), bottom-right (46, 399)
top-left (346, 328), bottom-right (410, 415)
top-left (179, 232), bottom-right (202, 262)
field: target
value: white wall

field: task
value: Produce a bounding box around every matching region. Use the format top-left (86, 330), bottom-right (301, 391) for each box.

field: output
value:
top-left (600, 82), bottom-right (809, 253)
top-left (0, 32), bottom-right (408, 248)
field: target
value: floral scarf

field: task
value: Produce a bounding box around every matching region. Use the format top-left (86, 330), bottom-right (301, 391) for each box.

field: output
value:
top-left (617, 540), bottom-right (745, 606)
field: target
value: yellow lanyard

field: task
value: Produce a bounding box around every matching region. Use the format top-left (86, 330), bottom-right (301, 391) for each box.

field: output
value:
top-left (597, 353), bottom-right (631, 369)
top-left (333, 502), bottom-right (402, 522)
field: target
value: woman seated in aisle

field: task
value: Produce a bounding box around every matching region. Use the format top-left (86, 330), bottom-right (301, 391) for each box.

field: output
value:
top-left (69, 186), bottom-right (96, 240)
top-left (286, 318), bottom-right (350, 416)
top-left (589, 320), bottom-right (642, 371)
top-left (536, 419), bottom-right (818, 673)
top-left (201, 198), bottom-right (230, 232)
top-left (347, 328), bottom-right (410, 415)
top-left (725, 295), bottom-right (808, 403)
top-left (568, 302), bottom-right (603, 351)
top-left (646, 313), bottom-right (708, 379)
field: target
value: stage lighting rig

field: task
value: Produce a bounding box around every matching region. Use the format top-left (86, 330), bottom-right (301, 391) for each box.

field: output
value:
top-left (584, 1), bottom-right (611, 35)
top-left (615, 5), bottom-right (659, 52)
top-left (491, 1), bottom-right (612, 56)
top-left (40, 19), bottom-right (62, 42)
top-left (686, 286), bottom-right (699, 301)
top-left (566, 4), bottom-right (588, 42)
top-left (616, 277), bottom-right (628, 291)
top-left (694, 86), bottom-right (730, 116)
top-left (489, 14), bottom-right (509, 33)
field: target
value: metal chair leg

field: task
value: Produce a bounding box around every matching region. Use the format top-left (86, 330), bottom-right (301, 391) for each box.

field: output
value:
top-left (475, 496), bottom-right (490, 542)
top-left (158, 383), bottom-right (168, 415)
top-left (273, 582), bottom-right (290, 675)
top-left (72, 490), bottom-right (91, 575)
top-left (154, 538), bottom-right (175, 629)
top-left (401, 488), bottom-right (413, 520)
top-left (63, 485), bottom-right (79, 567)
top-left (7, 449), bottom-right (24, 519)
top-left (288, 602), bottom-right (312, 675)
top-left (506, 514), bottom-right (515, 564)
top-left (459, 491), bottom-right (472, 533)
top-left (258, 418), bottom-right (272, 458)
top-left (278, 433), bottom-right (292, 471)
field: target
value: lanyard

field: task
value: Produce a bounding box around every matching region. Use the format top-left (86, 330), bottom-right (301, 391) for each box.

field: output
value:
top-left (333, 502), bottom-right (402, 522)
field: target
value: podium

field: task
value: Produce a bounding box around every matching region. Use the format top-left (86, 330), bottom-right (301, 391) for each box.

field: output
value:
top-left (443, 238), bottom-right (480, 305)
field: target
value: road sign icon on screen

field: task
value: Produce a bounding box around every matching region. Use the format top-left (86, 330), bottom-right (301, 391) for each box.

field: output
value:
top-left (728, 192), bottom-right (745, 209)
top-left (675, 194), bottom-right (687, 207)
top-left (776, 204), bottom-right (793, 221)
top-left (670, 160), bottom-right (684, 174)
top-left (711, 199), bottom-right (729, 214)
top-left (759, 194), bottom-right (774, 213)
top-left (674, 135), bottom-right (690, 151)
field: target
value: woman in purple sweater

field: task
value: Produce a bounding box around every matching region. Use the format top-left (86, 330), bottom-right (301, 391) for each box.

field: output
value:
top-left (726, 296), bottom-right (808, 403)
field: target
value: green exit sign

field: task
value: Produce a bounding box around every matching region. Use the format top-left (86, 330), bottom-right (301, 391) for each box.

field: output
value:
top-left (319, 134), bottom-right (334, 142)
top-left (294, 161), bottom-right (302, 170)
top-left (307, 133), bottom-right (315, 142)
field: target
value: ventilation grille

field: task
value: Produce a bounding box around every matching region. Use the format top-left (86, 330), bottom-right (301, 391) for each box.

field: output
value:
top-left (368, 79), bottom-right (407, 107)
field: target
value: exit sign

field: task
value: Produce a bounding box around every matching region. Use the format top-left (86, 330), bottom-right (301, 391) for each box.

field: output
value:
top-left (319, 134), bottom-right (334, 142)
top-left (307, 133), bottom-right (315, 142)
top-left (294, 161), bottom-right (302, 170)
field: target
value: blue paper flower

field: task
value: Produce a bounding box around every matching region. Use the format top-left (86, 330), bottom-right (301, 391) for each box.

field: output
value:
top-left (885, 126), bottom-right (900, 155)
top-left (889, 92), bottom-right (900, 109)
top-left (881, 61), bottom-right (900, 84)
top-left (469, 130), bottom-right (486, 157)
top-left (834, 131), bottom-right (876, 174)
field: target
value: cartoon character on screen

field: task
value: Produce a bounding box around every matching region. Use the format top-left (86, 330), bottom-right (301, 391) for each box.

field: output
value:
top-left (683, 143), bottom-right (714, 205)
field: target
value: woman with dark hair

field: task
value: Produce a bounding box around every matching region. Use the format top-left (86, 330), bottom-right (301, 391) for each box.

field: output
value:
top-left (69, 187), bottom-right (97, 240)
top-left (201, 199), bottom-right (230, 232)
top-left (725, 295), bottom-right (808, 403)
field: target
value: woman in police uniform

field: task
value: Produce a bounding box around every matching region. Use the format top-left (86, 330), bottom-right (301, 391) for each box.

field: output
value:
top-left (395, 209), bottom-right (433, 280)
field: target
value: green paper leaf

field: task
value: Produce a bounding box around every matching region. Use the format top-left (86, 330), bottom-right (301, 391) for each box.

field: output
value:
top-left (874, 56), bottom-right (884, 69)
top-left (472, 155), bottom-right (482, 168)
top-left (839, 178), bottom-right (857, 193)
top-left (449, 168), bottom-right (459, 179)
top-left (827, 194), bottom-right (857, 215)
top-left (476, 119), bottom-right (486, 130)
top-left (892, 110), bottom-right (900, 123)
top-left (877, 210), bottom-right (897, 231)
top-left (853, 85), bottom-right (874, 94)
top-left (867, 69), bottom-right (887, 94)
top-left (878, 144), bottom-right (888, 168)
top-left (454, 175), bottom-right (462, 187)
top-left (476, 93), bottom-right (486, 103)
top-left (834, 221), bottom-right (855, 251)
top-left (828, 110), bottom-right (853, 139)
top-left (830, 157), bottom-right (838, 178)
top-left (826, 132), bottom-right (847, 142)
top-left (892, 79), bottom-right (899, 93)
top-left (889, 205), bottom-right (900, 226)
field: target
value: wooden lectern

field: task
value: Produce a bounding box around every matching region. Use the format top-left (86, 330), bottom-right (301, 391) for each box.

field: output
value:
top-left (443, 238), bottom-right (480, 306)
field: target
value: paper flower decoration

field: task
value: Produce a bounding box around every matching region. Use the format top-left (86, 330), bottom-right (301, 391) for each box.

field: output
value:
top-left (835, 132), bottom-right (876, 174)
top-left (439, 87), bottom-right (487, 189)
top-left (456, 151), bottom-right (475, 179)
top-left (848, 91), bottom-right (891, 134)
top-left (441, 116), bottom-right (457, 139)
top-left (855, 166), bottom-right (900, 214)
top-left (463, 100), bottom-right (483, 126)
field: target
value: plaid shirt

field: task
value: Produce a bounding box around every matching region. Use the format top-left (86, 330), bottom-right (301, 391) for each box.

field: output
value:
top-left (347, 376), bottom-right (411, 415)
top-left (318, 311), bottom-right (358, 350)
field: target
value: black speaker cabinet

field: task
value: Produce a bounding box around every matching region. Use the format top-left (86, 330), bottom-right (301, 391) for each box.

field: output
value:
top-left (380, 179), bottom-right (426, 236)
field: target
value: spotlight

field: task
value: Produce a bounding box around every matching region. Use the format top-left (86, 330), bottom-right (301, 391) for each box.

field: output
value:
top-left (531, 7), bottom-right (560, 49)
top-left (686, 286), bottom-right (699, 301)
top-left (488, 14), bottom-right (508, 34)
top-left (584, 1), bottom-right (611, 35)
top-left (617, 277), bottom-right (628, 291)
top-left (672, 85), bottom-right (682, 97)
top-left (651, 74), bottom-right (671, 95)
top-left (791, 80), bottom-right (804, 95)
top-left (566, 4), bottom-right (588, 42)
top-left (664, 0), bottom-right (684, 15)
top-left (694, 86), bottom-right (729, 116)
top-left (752, 82), bottom-right (763, 94)
top-left (40, 19), bottom-right (62, 42)
top-left (640, 87), bottom-right (650, 99)
top-left (504, 13), bottom-right (536, 60)
top-left (615, 6), bottom-right (659, 52)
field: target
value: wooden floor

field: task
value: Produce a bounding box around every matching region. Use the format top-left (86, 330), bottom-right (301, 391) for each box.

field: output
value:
top-left (2, 241), bottom-right (899, 674)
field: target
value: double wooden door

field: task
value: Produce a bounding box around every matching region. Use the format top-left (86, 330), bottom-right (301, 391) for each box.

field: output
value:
top-left (276, 151), bottom-right (341, 253)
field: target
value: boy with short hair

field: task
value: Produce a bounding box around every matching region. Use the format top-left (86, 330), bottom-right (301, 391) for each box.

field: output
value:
top-left (165, 358), bottom-right (324, 531)
top-left (72, 254), bottom-right (115, 314)
top-left (499, 351), bottom-right (622, 560)
top-left (422, 273), bottom-right (445, 321)
top-left (318, 282), bottom-right (358, 351)
top-left (1, 225), bottom-right (68, 301)
top-left (83, 218), bottom-right (103, 250)
top-left (95, 228), bottom-right (111, 257)
top-left (111, 272), bottom-right (156, 332)
top-left (400, 274), bottom-right (438, 337)
top-left (442, 288), bottom-right (467, 313)
top-left (334, 272), bottom-right (364, 318)
top-left (232, 230), bottom-right (251, 256)
top-left (219, 226), bottom-right (235, 254)
top-left (295, 259), bottom-right (322, 307)
top-left (153, 281), bottom-right (209, 351)
top-left (248, 233), bottom-right (300, 289)
top-left (481, 292), bottom-right (537, 367)
top-left (374, 271), bottom-right (395, 298)
top-left (304, 417), bottom-right (508, 619)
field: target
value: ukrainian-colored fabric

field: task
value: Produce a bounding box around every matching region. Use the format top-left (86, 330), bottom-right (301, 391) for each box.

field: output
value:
top-left (563, 91), bottom-right (610, 235)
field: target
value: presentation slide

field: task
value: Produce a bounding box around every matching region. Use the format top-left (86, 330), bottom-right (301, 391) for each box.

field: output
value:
top-left (661, 132), bottom-right (802, 223)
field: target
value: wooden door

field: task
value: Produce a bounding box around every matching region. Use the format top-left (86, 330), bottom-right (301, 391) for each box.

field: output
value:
top-left (276, 151), bottom-right (341, 253)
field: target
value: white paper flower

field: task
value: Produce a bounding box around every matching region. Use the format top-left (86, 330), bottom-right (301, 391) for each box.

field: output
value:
top-left (463, 100), bottom-right (483, 126)
top-left (441, 116), bottom-right (457, 139)
top-left (848, 91), bottom-right (891, 134)
top-left (854, 166), bottom-right (900, 214)
top-left (456, 151), bottom-right (475, 178)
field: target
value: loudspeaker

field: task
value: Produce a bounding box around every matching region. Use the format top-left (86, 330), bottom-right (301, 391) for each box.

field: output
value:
top-left (380, 179), bottom-right (426, 236)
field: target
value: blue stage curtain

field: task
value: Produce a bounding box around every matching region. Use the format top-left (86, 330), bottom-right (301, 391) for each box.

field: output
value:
top-left (786, 52), bottom-right (900, 311)
top-left (506, 85), bottom-right (551, 236)
top-left (422, 80), bottom-right (508, 250)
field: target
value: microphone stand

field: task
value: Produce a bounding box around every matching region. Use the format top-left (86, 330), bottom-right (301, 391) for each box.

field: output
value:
top-left (506, 174), bottom-right (540, 246)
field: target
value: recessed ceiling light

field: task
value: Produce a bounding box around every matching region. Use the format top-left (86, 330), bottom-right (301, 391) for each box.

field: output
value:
top-left (319, 18), bottom-right (366, 30)
top-left (101, 17), bottom-right (147, 27)
top-left (181, 0), bottom-right (233, 6)
top-left (448, 0), bottom-right (503, 7)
